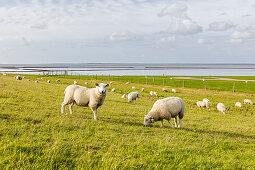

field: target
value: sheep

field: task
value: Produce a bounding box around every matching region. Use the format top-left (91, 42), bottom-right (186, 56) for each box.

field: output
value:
top-left (121, 94), bottom-right (128, 98)
top-left (22, 76), bottom-right (26, 79)
top-left (16, 75), bottom-right (22, 80)
top-left (163, 88), bottom-right (168, 92)
top-left (132, 86), bottom-right (136, 90)
top-left (150, 91), bottom-right (158, 97)
top-left (41, 77), bottom-right (43, 80)
top-left (126, 82), bottom-right (130, 85)
top-left (35, 80), bottom-right (39, 83)
top-left (128, 92), bottom-right (140, 103)
top-left (2, 73), bottom-right (6, 76)
top-left (56, 79), bottom-right (60, 82)
top-left (144, 97), bottom-right (185, 128)
top-left (244, 99), bottom-right (253, 105)
top-left (172, 89), bottom-right (177, 93)
top-left (27, 79), bottom-right (31, 82)
top-left (196, 98), bottom-right (210, 110)
top-left (111, 88), bottom-right (116, 92)
top-left (141, 88), bottom-right (145, 92)
top-left (84, 82), bottom-right (88, 85)
top-left (61, 83), bottom-right (109, 120)
top-left (235, 102), bottom-right (242, 108)
top-left (74, 81), bottom-right (78, 85)
top-left (217, 103), bottom-right (226, 114)
top-left (110, 82), bottom-right (113, 85)
top-left (47, 80), bottom-right (51, 83)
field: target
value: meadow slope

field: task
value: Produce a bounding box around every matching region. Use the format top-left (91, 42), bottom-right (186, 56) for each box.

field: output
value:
top-left (0, 75), bottom-right (255, 169)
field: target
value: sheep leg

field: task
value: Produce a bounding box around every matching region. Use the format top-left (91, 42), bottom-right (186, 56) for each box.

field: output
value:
top-left (161, 120), bottom-right (163, 127)
top-left (168, 119), bottom-right (175, 128)
top-left (69, 103), bottom-right (74, 114)
top-left (174, 117), bottom-right (178, 128)
top-left (91, 108), bottom-right (98, 120)
top-left (178, 119), bottom-right (182, 128)
top-left (61, 102), bottom-right (66, 114)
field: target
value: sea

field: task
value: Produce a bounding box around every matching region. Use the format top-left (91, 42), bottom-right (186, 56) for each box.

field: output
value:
top-left (1, 63), bottom-right (255, 76)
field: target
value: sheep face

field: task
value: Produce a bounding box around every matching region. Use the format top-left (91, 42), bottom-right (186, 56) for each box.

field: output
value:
top-left (143, 115), bottom-right (155, 126)
top-left (95, 83), bottom-right (109, 94)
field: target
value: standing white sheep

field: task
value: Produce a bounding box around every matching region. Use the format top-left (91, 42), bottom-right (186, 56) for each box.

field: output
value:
top-left (35, 80), bottom-right (39, 83)
top-left (144, 97), bottom-right (185, 128)
top-left (61, 83), bottom-right (109, 120)
top-left (244, 99), bottom-right (253, 105)
top-left (150, 91), bottom-right (154, 96)
top-left (16, 75), bottom-right (22, 80)
top-left (128, 92), bottom-right (140, 103)
top-left (84, 82), bottom-right (88, 85)
top-left (132, 86), bottom-right (136, 90)
top-left (141, 88), bottom-right (145, 92)
top-left (162, 88), bottom-right (168, 92)
top-left (217, 103), bottom-right (226, 114)
top-left (235, 102), bottom-right (242, 108)
top-left (121, 94), bottom-right (128, 98)
top-left (56, 79), bottom-right (60, 82)
top-left (2, 73), bottom-right (6, 76)
top-left (47, 80), bottom-right (51, 83)
top-left (111, 88), bottom-right (116, 92)
top-left (172, 89), bottom-right (176, 93)
top-left (110, 82), bottom-right (113, 85)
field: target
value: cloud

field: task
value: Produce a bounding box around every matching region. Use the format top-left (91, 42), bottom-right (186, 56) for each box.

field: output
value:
top-left (208, 21), bottom-right (235, 31)
top-left (21, 37), bottom-right (30, 46)
top-left (109, 32), bottom-right (133, 42)
top-left (250, 23), bottom-right (255, 30)
top-left (229, 31), bottom-right (252, 43)
top-left (30, 23), bottom-right (47, 30)
top-left (159, 36), bottom-right (175, 43)
top-left (159, 3), bottom-right (202, 35)
top-left (197, 38), bottom-right (215, 45)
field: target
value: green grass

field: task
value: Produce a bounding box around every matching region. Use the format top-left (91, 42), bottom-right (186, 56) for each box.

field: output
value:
top-left (0, 74), bottom-right (255, 169)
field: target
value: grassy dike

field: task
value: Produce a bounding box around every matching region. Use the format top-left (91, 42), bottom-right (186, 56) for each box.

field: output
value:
top-left (0, 74), bottom-right (255, 169)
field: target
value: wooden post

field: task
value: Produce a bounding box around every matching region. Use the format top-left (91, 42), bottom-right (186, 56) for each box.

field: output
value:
top-left (183, 80), bottom-right (185, 88)
top-left (102, 74), bottom-right (103, 81)
top-left (163, 79), bottom-right (165, 86)
top-left (233, 82), bottom-right (235, 92)
top-left (131, 77), bottom-right (132, 83)
top-left (118, 76), bottom-right (119, 81)
top-left (79, 74), bottom-right (80, 80)
top-left (109, 74), bottom-right (110, 81)
top-left (153, 77), bottom-right (155, 83)
top-left (96, 74), bottom-right (97, 80)
top-left (245, 80), bottom-right (248, 87)
top-left (206, 81), bottom-right (207, 90)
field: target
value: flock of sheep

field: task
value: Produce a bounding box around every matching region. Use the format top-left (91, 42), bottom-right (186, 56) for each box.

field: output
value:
top-left (12, 74), bottom-right (254, 128)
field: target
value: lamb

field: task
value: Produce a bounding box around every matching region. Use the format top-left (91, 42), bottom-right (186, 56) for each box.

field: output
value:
top-left (56, 79), bottom-right (60, 82)
top-left (235, 102), bottom-right (242, 108)
top-left (132, 86), bottom-right (136, 90)
top-left (47, 80), bottom-right (51, 83)
top-left (217, 103), bottom-right (226, 114)
top-left (74, 81), bottom-right (78, 85)
top-left (111, 88), bottom-right (116, 92)
top-left (244, 99), bottom-right (253, 105)
top-left (121, 94), bottom-right (128, 98)
top-left (163, 88), bottom-right (168, 92)
top-left (128, 92), bottom-right (140, 103)
top-left (196, 98), bottom-right (210, 110)
top-left (172, 89), bottom-right (177, 93)
top-left (144, 97), bottom-right (185, 128)
top-left (61, 83), bottom-right (109, 120)
top-left (16, 75), bottom-right (22, 80)
top-left (141, 88), bottom-right (145, 92)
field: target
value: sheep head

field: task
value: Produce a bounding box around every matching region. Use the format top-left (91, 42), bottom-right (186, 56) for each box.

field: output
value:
top-left (95, 83), bottom-right (109, 94)
top-left (144, 115), bottom-right (155, 126)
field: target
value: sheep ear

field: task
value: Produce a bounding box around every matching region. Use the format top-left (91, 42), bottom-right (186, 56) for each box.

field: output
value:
top-left (95, 83), bottom-right (99, 86)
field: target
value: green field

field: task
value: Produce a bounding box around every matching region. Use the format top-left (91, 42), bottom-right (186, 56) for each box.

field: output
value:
top-left (0, 74), bottom-right (255, 169)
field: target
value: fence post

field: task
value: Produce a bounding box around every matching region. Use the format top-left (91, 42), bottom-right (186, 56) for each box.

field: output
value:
top-left (153, 77), bottom-right (155, 83)
top-left (233, 82), bottom-right (235, 92)
top-left (79, 74), bottom-right (80, 80)
top-left (118, 76), bottom-right (119, 81)
top-left (206, 81), bottom-right (207, 90)
top-left (245, 80), bottom-right (248, 87)
top-left (163, 79), bottom-right (165, 86)
top-left (131, 77), bottom-right (132, 83)
top-left (183, 80), bottom-right (185, 88)
top-left (102, 74), bottom-right (103, 81)
top-left (109, 74), bottom-right (110, 81)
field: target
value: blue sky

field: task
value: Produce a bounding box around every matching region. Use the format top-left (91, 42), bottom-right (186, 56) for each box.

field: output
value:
top-left (0, 0), bottom-right (255, 64)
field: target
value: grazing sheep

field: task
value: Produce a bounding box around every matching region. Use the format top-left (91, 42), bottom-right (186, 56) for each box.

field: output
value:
top-left (22, 76), bottom-right (26, 79)
top-left (172, 89), bottom-right (177, 93)
top-left (74, 81), bottom-right (78, 85)
top-left (16, 75), bottom-right (22, 80)
top-left (150, 91), bottom-right (154, 96)
top-left (128, 92), bottom-right (140, 103)
top-left (144, 97), bottom-right (185, 128)
top-left (126, 82), bottom-right (130, 85)
top-left (217, 103), bottom-right (226, 114)
top-left (56, 79), bottom-right (60, 82)
top-left (41, 77), bottom-right (43, 80)
top-left (47, 80), bottom-right (51, 83)
top-left (84, 82), bottom-right (88, 85)
top-left (141, 88), bottom-right (145, 92)
top-left (244, 99), bottom-right (253, 105)
top-left (121, 94), bottom-right (128, 98)
top-left (163, 88), bottom-right (168, 92)
top-left (35, 80), bottom-right (39, 83)
top-left (2, 73), bottom-right (6, 76)
top-left (132, 86), bottom-right (136, 90)
top-left (111, 88), bottom-right (116, 92)
top-left (61, 83), bottom-right (109, 120)
top-left (110, 82), bottom-right (113, 85)
top-left (27, 79), bottom-right (31, 82)
top-left (203, 98), bottom-right (210, 110)
top-left (235, 102), bottom-right (242, 108)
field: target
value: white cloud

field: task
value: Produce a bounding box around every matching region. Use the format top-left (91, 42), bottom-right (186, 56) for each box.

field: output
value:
top-left (197, 38), bottom-right (215, 45)
top-left (160, 3), bottom-right (202, 35)
top-left (159, 36), bottom-right (175, 43)
top-left (229, 31), bottom-right (252, 43)
top-left (250, 23), bottom-right (255, 30)
top-left (21, 37), bottom-right (30, 46)
top-left (30, 23), bottom-right (47, 30)
top-left (208, 21), bottom-right (235, 31)
top-left (109, 32), bottom-right (133, 42)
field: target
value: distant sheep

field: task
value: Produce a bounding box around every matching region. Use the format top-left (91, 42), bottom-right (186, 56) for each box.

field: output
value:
top-left (196, 98), bottom-right (210, 110)
top-left (61, 83), bottom-right (109, 120)
top-left (172, 89), bottom-right (177, 93)
top-left (111, 88), bottom-right (116, 92)
top-left (217, 103), bottom-right (226, 114)
top-left (244, 99), bottom-right (253, 105)
top-left (110, 82), bottom-right (113, 85)
top-left (2, 73), bottom-right (6, 76)
top-left (163, 88), bottom-right (168, 92)
top-left (141, 88), bottom-right (145, 92)
top-left (150, 91), bottom-right (158, 97)
top-left (128, 92), bottom-right (140, 103)
top-left (74, 81), bottom-right (78, 85)
top-left (56, 79), bottom-right (60, 82)
top-left (126, 82), bottom-right (130, 85)
top-left (27, 79), bottom-right (31, 82)
top-left (47, 80), bottom-right (51, 83)
top-left (16, 75), bottom-right (22, 80)
top-left (235, 102), bottom-right (242, 108)
top-left (84, 82), bottom-right (88, 85)
top-left (41, 77), bottom-right (43, 80)
top-left (132, 86), bottom-right (136, 90)
top-left (121, 94), bottom-right (128, 98)
top-left (23, 76), bottom-right (26, 79)
top-left (35, 80), bottom-right (39, 83)
top-left (144, 97), bottom-right (185, 128)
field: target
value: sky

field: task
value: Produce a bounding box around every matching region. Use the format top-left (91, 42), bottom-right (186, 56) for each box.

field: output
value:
top-left (0, 0), bottom-right (255, 64)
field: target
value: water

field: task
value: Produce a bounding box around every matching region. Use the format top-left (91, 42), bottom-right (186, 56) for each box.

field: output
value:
top-left (1, 63), bottom-right (255, 76)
